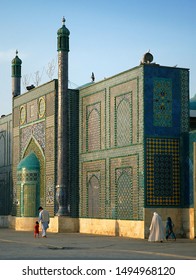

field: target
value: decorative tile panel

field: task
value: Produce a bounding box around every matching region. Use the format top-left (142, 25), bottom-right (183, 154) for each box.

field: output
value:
top-left (81, 90), bottom-right (106, 153)
top-left (146, 138), bottom-right (180, 206)
top-left (20, 121), bottom-right (45, 156)
top-left (180, 70), bottom-right (189, 132)
top-left (23, 184), bottom-right (37, 217)
top-left (87, 102), bottom-right (101, 151)
top-left (115, 93), bottom-right (132, 146)
top-left (153, 78), bottom-right (172, 127)
top-left (46, 175), bottom-right (54, 205)
top-left (45, 127), bottom-right (54, 161)
top-left (110, 154), bottom-right (143, 220)
top-left (110, 78), bottom-right (139, 147)
top-left (80, 160), bottom-right (106, 218)
top-left (154, 154), bottom-right (173, 196)
top-left (115, 167), bottom-right (133, 219)
top-left (87, 171), bottom-right (100, 217)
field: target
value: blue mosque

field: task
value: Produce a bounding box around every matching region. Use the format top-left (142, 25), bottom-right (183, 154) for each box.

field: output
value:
top-left (0, 18), bottom-right (195, 239)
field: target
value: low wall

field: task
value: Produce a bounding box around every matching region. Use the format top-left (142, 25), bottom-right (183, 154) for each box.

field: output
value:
top-left (79, 218), bottom-right (145, 238)
top-left (1, 210), bottom-right (194, 239)
top-left (2, 216), bottom-right (79, 233)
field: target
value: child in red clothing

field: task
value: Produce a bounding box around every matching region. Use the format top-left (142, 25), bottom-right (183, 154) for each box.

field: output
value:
top-left (34, 221), bottom-right (39, 238)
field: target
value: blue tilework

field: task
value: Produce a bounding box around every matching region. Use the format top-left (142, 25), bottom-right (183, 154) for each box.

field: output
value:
top-left (144, 65), bottom-right (182, 137)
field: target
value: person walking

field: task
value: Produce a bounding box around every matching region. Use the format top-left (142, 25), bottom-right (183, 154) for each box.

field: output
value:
top-left (34, 221), bottom-right (39, 238)
top-left (166, 217), bottom-right (176, 241)
top-left (38, 206), bottom-right (50, 238)
top-left (148, 212), bottom-right (165, 242)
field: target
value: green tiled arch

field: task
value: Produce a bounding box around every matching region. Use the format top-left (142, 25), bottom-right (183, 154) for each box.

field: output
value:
top-left (17, 152), bottom-right (40, 217)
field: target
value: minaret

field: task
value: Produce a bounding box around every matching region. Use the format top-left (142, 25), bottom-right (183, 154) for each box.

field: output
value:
top-left (56, 17), bottom-right (70, 216)
top-left (12, 50), bottom-right (22, 97)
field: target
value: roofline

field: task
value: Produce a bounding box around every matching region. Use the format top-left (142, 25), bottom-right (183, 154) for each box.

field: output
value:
top-left (79, 63), bottom-right (189, 90)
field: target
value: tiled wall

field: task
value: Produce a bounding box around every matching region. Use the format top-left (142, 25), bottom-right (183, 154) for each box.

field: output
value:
top-left (12, 80), bottom-right (57, 216)
top-left (79, 67), bottom-right (144, 221)
top-left (144, 65), bottom-right (190, 208)
top-left (0, 114), bottom-right (12, 215)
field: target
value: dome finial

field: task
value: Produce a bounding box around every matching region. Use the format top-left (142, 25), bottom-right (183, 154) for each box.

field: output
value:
top-left (16, 49), bottom-right (18, 56)
top-left (57, 17), bottom-right (70, 52)
top-left (62, 16), bottom-right (65, 26)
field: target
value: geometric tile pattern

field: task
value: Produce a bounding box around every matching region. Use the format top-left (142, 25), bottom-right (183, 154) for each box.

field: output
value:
top-left (154, 154), bottom-right (173, 196)
top-left (115, 93), bottom-right (131, 146)
top-left (80, 160), bottom-right (106, 218)
top-left (80, 71), bottom-right (143, 221)
top-left (87, 103), bottom-right (101, 151)
top-left (180, 70), bottom-right (189, 132)
top-left (146, 138), bottom-right (180, 206)
top-left (23, 184), bottom-right (37, 217)
top-left (20, 122), bottom-right (45, 156)
top-left (110, 78), bottom-right (139, 147)
top-left (81, 90), bottom-right (106, 153)
top-left (115, 167), bottom-right (133, 219)
top-left (153, 78), bottom-right (172, 127)
top-left (17, 171), bottom-right (38, 183)
top-left (110, 154), bottom-right (143, 220)
top-left (46, 175), bottom-right (54, 205)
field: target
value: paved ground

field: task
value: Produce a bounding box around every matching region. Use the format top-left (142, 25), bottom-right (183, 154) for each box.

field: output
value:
top-left (0, 228), bottom-right (196, 260)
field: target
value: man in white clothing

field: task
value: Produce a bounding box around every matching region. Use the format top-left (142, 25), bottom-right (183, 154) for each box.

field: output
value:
top-left (38, 206), bottom-right (50, 238)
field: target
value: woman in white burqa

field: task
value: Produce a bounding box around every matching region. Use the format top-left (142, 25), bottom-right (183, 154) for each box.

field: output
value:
top-left (148, 212), bottom-right (165, 242)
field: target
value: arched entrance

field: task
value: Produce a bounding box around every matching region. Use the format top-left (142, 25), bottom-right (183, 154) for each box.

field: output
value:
top-left (17, 152), bottom-right (40, 217)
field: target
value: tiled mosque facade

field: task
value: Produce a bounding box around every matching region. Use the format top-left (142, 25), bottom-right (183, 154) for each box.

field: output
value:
top-left (0, 19), bottom-right (195, 238)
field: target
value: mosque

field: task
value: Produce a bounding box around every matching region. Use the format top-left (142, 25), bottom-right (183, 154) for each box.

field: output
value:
top-left (0, 18), bottom-right (195, 239)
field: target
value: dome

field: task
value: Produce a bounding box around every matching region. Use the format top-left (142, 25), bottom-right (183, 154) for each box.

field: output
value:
top-left (190, 94), bottom-right (196, 110)
top-left (57, 17), bottom-right (70, 36)
top-left (141, 51), bottom-right (153, 64)
top-left (12, 50), bottom-right (22, 65)
top-left (17, 152), bottom-right (40, 171)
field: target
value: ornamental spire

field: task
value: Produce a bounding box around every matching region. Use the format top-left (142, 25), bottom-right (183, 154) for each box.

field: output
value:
top-left (57, 17), bottom-right (70, 52)
top-left (62, 16), bottom-right (65, 26)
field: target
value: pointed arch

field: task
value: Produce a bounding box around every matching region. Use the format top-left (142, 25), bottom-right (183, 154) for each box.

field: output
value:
top-left (88, 174), bottom-right (100, 217)
top-left (0, 133), bottom-right (5, 167)
top-left (22, 136), bottom-right (45, 206)
top-left (21, 135), bottom-right (45, 159)
top-left (116, 97), bottom-right (131, 146)
top-left (87, 108), bottom-right (101, 151)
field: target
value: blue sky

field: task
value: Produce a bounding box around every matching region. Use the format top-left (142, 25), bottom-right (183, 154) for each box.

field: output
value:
top-left (0, 0), bottom-right (195, 115)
